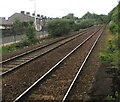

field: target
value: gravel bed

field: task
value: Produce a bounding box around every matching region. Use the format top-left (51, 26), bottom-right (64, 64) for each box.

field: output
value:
top-left (67, 26), bottom-right (107, 101)
top-left (24, 27), bottom-right (102, 101)
top-left (2, 26), bottom-right (100, 101)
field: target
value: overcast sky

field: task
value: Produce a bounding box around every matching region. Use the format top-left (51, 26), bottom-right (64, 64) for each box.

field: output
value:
top-left (0, 0), bottom-right (118, 19)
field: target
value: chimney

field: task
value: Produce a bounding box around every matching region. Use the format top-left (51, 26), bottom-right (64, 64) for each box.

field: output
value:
top-left (26, 12), bottom-right (30, 16)
top-left (21, 11), bottom-right (25, 14)
top-left (32, 13), bottom-right (35, 16)
top-left (2, 17), bottom-right (5, 19)
top-left (41, 15), bottom-right (44, 19)
top-left (37, 14), bottom-right (40, 17)
top-left (44, 16), bottom-right (47, 19)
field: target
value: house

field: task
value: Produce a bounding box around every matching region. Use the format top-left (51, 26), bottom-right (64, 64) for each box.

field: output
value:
top-left (0, 17), bottom-right (13, 29)
top-left (0, 11), bottom-right (52, 31)
top-left (8, 11), bottom-right (51, 31)
top-left (9, 11), bottom-right (51, 25)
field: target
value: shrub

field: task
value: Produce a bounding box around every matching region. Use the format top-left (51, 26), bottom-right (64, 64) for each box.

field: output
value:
top-left (13, 19), bottom-right (25, 35)
top-left (2, 43), bottom-right (17, 53)
top-left (47, 19), bottom-right (71, 37)
top-left (72, 23), bottom-right (81, 31)
top-left (109, 21), bottom-right (118, 34)
top-left (79, 19), bottom-right (94, 29)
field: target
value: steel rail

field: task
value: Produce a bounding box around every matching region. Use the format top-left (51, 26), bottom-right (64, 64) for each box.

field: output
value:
top-left (13, 26), bottom-right (102, 102)
top-left (62, 26), bottom-right (106, 102)
top-left (1, 30), bottom-right (87, 76)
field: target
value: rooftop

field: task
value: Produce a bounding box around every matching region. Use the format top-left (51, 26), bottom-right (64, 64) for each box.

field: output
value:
top-left (0, 17), bottom-right (13, 25)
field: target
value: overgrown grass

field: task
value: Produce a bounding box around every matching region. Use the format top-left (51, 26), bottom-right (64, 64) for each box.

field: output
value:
top-left (99, 29), bottom-right (119, 68)
top-left (99, 28), bottom-right (120, 101)
top-left (1, 36), bottom-right (49, 54)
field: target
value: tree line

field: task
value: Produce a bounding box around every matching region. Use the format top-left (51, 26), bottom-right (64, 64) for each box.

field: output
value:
top-left (46, 12), bottom-right (109, 37)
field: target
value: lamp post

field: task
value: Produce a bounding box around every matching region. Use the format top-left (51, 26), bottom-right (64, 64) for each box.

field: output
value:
top-left (29, 0), bottom-right (37, 28)
top-left (34, 0), bottom-right (37, 27)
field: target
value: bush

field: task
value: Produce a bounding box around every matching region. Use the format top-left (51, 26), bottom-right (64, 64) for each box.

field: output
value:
top-left (2, 43), bottom-right (17, 53)
top-left (79, 19), bottom-right (94, 29)
top-left (72, 23), bottom-right (81, 31)
top-left (109, 21), bottom-right (118, 34)
top-left (47, 19), bottom-right (71, 37)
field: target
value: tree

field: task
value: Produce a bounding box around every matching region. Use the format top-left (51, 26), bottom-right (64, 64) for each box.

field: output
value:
top-left (82, 12), bottom-right (92, 19)
top-left (12, 19), bottom-right (23, 42)
top-left (13, 19), bottom-right (22, 34)
top-left (81, 12), bottom-right (108, 24)
top-left (26, 20), bottom-right (36, 43)
top-left (62, 13), bottom-right (75, 19)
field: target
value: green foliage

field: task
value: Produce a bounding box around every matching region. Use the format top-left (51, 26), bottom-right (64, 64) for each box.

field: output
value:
top-left (70, 19), bottom-right (94, 31)
top-left (47, 19), bottom-right (71, 37)
top-left (72, 23), bottom-right (81, 31)
top-left (78, 19), bottom-right (94, 29)
top-left (2, 19), bottom-right (29, 37)
top-left (100, 3), bottom-right (120, 67)
top-left (81, 12), bottom-right (108, 24)
top-left (109, 21), bottom-right (118, 33)
top-left (63, 13), bottom-right (76, 19)
top-left (108, 3), bottom-right (120, 34)
top-left (107, 95), bottom-right (116, 101)
top-left (99, 33), bottom-right (120, 102)
top-left (2, 43), bottom-right (17, 53)
top-left (99, 3), bottom-right (120, 101)
top-left (47, 15), bottom-right (96, 37)
top-left (107, 91), bottom-right (120, 101)
top-left (13, 19), bottom-right (24, 35)
top-left (82, 12), bottom-right (108, 24)
top-left (99, 38), bottom-right (119, 67)
top-left (26, 21), bottom-right (36, 41)
top-left (2, 37), bottom-right (42, 54)
top-left (58, 12), bottom-right (109, 34)
top-left (13, 20), bottom-right (38, 45)
top-left (2, 20), bottom-right (41, 54)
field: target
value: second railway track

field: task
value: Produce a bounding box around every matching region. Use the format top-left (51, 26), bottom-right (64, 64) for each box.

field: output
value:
top-left (1, 29), bottom-right (88, 76)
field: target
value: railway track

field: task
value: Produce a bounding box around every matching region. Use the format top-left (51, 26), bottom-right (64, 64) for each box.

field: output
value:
top-left (10, 25), bottom-right (105, 102)
top-left (2, 26), bottom-right (102, 101)
top-left (1, 29), bottom-right (88, 76)
top-left (62, 26), bottom-right (106, 101)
